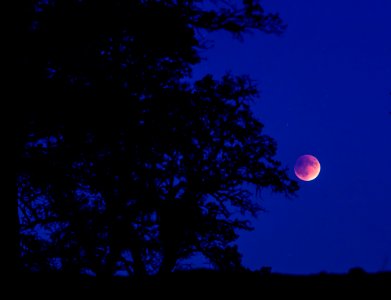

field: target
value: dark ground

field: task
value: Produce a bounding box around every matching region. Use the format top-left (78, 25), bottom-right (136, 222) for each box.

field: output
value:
top-left (16, 269), bottom-right (391, 293)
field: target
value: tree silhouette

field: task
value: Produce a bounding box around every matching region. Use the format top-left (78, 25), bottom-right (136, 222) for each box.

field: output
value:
top-left (16, 0), bottom-right (298, 282)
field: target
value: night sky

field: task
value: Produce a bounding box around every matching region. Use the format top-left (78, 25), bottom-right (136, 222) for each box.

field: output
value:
top-left (193, 0), bottom-right (391, 274)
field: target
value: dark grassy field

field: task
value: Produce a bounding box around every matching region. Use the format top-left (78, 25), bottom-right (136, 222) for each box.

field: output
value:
top-left (16, 269), bottom-right (391, 292)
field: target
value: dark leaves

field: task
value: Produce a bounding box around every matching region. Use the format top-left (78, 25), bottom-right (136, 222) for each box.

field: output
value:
top-left (16, 0), bottom-right (297, 277)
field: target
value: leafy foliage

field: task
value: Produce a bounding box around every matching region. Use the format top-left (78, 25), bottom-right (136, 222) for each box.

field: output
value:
top-left (16, 0), bottom-right (298, 279)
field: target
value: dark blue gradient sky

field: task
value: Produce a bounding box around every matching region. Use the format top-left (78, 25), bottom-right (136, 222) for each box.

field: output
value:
top-left (194, 0), bottom-right (391, 274)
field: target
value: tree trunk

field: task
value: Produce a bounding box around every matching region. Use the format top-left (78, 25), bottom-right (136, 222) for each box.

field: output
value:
top-left (158, 250), bottom-right (178, 275)
top-left (131, 242), bottom-right (147, 278)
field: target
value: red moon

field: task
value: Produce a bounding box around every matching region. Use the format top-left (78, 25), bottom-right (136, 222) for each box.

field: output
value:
top-left (294, 154), bottom-right (321, 181)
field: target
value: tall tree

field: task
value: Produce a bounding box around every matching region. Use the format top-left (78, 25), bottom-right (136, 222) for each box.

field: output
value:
top-left (16, 0), bottom-right (297, 280)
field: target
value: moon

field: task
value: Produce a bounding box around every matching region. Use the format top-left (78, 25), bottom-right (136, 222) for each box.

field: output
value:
top-left (294, 154), bottom-right (321, 181)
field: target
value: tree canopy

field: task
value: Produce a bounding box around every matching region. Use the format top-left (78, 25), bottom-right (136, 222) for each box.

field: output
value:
top-left (16, 0), bottom-right (298, 280)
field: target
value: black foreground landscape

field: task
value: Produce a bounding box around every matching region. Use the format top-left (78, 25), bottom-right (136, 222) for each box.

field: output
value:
top-left (18, 269), bottom-right (391, 291)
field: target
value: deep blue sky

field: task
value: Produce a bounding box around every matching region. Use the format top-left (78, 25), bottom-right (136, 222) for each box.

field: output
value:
top-left (194, 0), bottom-right (391, 274)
